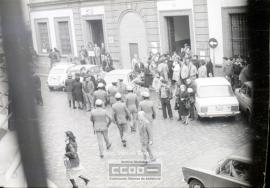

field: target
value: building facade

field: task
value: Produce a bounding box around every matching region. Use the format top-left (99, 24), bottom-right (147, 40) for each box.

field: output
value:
top-left (28, 0), bottom-right (248, 67)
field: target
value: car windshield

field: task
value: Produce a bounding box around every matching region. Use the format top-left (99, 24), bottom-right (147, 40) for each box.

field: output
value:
top-left (50, 68), bottom-right (66, 74)
top-left (198, 85), bottom-right (233, 98)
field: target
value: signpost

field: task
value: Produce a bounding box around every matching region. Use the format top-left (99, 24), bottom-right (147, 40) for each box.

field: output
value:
top-left (208, 38), bottom-right (218, 65)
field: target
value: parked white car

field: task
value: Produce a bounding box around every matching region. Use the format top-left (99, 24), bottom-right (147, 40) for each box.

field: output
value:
top-left (194, 77), bottom-right (240, 118)
top-left (47, 63), bottom-right (75, 91)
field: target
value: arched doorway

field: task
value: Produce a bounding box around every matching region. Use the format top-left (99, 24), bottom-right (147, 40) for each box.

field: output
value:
top-left (119, 12), bottom-right (147, 69)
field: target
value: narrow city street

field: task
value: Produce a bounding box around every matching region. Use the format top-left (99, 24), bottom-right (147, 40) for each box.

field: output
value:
top-left (37, 75), bottom-right (252, 188)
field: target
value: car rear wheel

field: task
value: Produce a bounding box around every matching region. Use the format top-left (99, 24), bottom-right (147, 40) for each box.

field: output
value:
top-left (189, 179), bottom-right (205, 188)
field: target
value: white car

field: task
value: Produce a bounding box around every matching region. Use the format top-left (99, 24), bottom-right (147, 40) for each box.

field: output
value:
top-left (47, 63), bottom-right (75, 91)
top-left (194, 77), bottom-right (240, 118)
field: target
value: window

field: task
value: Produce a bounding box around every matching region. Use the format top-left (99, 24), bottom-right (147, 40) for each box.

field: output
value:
top-left (198, 85), bottom-right (234, 98)
top-left (36, 21), bottom-right (50, 54)
top-left (57, 21), bottom-right (72, 55)
top-left (230, 14), bottom-right (249, 57)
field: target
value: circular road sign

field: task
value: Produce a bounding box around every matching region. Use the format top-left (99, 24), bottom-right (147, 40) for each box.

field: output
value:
top-left (209, 38), bottom-right (218, 49)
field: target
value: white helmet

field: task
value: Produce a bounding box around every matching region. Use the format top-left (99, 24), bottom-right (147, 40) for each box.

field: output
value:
top-left (115, 92), bottom-right (122, 99)
top-left (127, 85), bottom-right (133, 91)
top-left (97, 83), bottom-right (104, 88)
top-left (187, 88), bottom-right (193, 93)
top-left (95, 99), bottom-right (103, 106)
top-left (142, 91), bottom-right (150, 98)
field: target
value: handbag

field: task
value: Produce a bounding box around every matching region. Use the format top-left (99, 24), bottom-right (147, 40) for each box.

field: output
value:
top-left (64, 156), bottom-right (80, 169)
top-left (184, 100), bottom-right (191, 109)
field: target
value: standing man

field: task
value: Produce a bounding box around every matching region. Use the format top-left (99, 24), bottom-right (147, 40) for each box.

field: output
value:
top-left (93, 83), bottom-right (107, 107)
top-left (125, 85), bottom-right (139, 132)
top-left (112, 93), bottom-right (131, 147)
top-left (65, 74), bottom-right (75, 108)
top-left (94, 43), bottom-right (101, 66)
top-left (107, 81), bottom-right (118, 106)
top-left (90, 99), bottom-right (112, 158)
top-left (139, 91), bottom-right (156, 123)
top-left (117, 78), bottom-right (127, 100)
top-left (82, 77), bottom-right (95, 111)
top-left (159, 80), bottom-right (173, 120)
top-left (72, 74), bottom-right (83, 109)
top-left (206, 57), bottom-right (214, 77)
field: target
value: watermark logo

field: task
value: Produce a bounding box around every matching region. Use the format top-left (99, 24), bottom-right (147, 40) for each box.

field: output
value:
top-left (108, 160), bottom-right (162, 181)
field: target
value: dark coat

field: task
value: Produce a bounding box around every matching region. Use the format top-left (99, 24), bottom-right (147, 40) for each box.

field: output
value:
top-left (177, 91), bottom-right (190, 116)
top-left (65, 141), bottom-right (80, 168)
top-left (206, 61), bottom-right (214, 77)
top-left (72, 80), bottom-right (83, 102)
top-left (134, 63), bottom-right (145, 73)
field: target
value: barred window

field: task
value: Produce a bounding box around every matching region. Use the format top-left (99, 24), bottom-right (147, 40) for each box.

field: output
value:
top-left (230, 14), bottom-right (249, 57)
top-left (58, 21), bottom-right (72, 55)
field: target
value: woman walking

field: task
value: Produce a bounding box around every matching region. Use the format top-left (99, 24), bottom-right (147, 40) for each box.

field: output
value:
top-left (64, 131), bottom-right (89, 188)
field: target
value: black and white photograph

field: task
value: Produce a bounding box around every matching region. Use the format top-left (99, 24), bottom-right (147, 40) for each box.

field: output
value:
top-left (0, 0), bottom-right (268, 187)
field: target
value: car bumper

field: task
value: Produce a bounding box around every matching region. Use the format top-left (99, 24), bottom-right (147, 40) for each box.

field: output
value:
top-left (198, 111), bottom-right (240, 118)
top-left (47, 82), bottom-right (64, 88)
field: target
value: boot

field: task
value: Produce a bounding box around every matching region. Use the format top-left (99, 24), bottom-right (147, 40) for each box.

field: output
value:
top-left (70, 179), bottom-right (78, 188)
top-left (79, 175), bottom-right (90, 185)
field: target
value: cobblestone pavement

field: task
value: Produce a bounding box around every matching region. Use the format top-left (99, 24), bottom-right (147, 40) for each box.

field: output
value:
top-left (37, 76), bottom-right (252, 188)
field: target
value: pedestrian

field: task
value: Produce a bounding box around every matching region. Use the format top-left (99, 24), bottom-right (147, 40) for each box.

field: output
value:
top-left (48, 49), bottom-right (58, 69)
top-left (87, 42), bottom-right (95, 64)
top-left (82, 77), bottom-right (95, 111)
top-left (134, 59), bottom-right (145, 74)
top-left (185, 79), bottom-right (195, 120)
top-left (137, 111), bottom-right (155, 162)
top-left (125, 85), bottom-right (139, 132)
top-left (79, 45), bottom-right (88, 64)
top-left (64, 131), bottom-right (90, 188)
top-left (144, 62), bottom-right (153, 88)
top-left (179, 85), bottom-right (190, 125)
top-left (198, 60), bottom-right (207, 78)
top-left (65, 74), bottom-right (75, 108)
top-left (54, 48), bottom-right (61, 62)
top-left (107, 81), bottom-right (118, 106)
top-left (90, 99), bottom-right (112, 158)
top-left (112, 93), bottom-right (131, 147)
top-left (94, 43), bottom-right (101, 66)
top-left (72, 74), bottom-right (83, 109)
top-left (159, 79), bottom-right (173, 120)
top-left (172, 59), bottom-right (180, 85)
top-left (180, 58), bottom-right (189, 84)
top-left (206, 57), bottom-right (214, 77)
top-left (139, 91), bottom-right (156, 123)
top-left (96, 75), bottom-right (107, 89)
top-left (174, 83), bottom-right (182, 121)
top-left (189, 60), bottom-right (198, 82)
top-left (93, 83), bottom-right (108, 106)
top-left (158, 57), bottom-right (169, 81)
top-left (117, 78), bottom-right (127, 100)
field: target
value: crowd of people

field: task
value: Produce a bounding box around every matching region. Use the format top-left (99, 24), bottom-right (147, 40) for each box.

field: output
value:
top-left (48, 42), bottom-right (115, 72)
top-left (49, 43), bottom-right (252, 188)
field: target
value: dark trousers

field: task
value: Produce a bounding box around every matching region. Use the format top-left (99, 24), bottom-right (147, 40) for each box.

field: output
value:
top-left (161, 98), bottom-right (173, 119)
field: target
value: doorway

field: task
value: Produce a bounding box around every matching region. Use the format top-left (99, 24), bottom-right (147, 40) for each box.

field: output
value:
top-left (166, 16), bottom-right (191, 54)
top-left (129, 43), bottom-right (139, 62)
top-left (87, 20), bottom-right (104, 47)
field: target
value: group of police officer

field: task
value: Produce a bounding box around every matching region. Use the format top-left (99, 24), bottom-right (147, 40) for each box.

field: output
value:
top-left (89, 81), bottom-right (156, 160)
